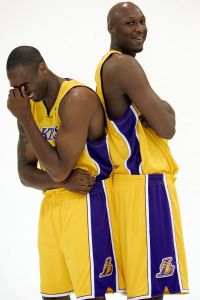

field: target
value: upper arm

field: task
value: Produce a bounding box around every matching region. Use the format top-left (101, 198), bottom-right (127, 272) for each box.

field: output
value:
top-left (17, 121), bottom-right (38, 172)
top-left (109, 55), bottom-right (175, 138)
top-left (54, 87), bottom-right (98, 180)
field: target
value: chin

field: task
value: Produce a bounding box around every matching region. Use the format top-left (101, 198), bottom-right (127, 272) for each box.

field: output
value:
top-left (31, 97), bottom-right (41, 102)
top-left (126, 46), bottom-right (144, 56)
top-left (134, 46), bottom-right (144, 53)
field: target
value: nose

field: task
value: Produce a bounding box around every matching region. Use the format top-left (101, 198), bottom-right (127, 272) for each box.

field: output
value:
top-left (134, 22), bottom-right (146, 34)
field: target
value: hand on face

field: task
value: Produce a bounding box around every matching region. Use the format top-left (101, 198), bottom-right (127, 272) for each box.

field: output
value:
top-left (7, 86), bottom-right (32, 120)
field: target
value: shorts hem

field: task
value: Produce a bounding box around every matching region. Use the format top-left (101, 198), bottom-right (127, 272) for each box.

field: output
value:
top-left (41, 291), bottom-right (73, 297)
top-left (126, 289), bottom-right (190, 299)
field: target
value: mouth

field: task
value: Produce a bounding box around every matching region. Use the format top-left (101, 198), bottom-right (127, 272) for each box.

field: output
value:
top-left (132, 36), bottom-right (144, 41)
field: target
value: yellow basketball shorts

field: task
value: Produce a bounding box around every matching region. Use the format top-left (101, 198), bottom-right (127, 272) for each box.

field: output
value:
top-left (38, 178), bottom-right (119, 298)
top-left (112, 173), bottom-right (189, 299)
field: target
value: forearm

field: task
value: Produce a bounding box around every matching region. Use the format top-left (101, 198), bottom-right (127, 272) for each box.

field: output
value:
top-left (161, 100), bottom-right (176, 134)
top-left (162, 100), bottom-right (175, 117)
top-left (20, 116), bottom-right (70, 181)
top-left (19, 164), bottom-right (63, 190)
top-left (18, 165), bottom-right (95, 195)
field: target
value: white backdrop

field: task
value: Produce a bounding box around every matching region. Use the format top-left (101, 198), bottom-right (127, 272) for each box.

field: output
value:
top-left (0, 0), bottom-right (199, 299)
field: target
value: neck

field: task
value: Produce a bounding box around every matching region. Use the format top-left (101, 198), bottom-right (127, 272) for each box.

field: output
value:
top-left (43, 71), bottom-right (64, 112)
top-left (110, 43), bottom-right (137, 57)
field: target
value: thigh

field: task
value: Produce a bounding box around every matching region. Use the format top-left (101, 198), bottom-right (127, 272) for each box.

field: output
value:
top-left (39, 194), bottom-right (73, 297)
top-left (61, 180), bottom-right (118, 298)
top-left (113, 175), bottom-right (148, 297)
top-left (113, 174), bottom-right (189, 299)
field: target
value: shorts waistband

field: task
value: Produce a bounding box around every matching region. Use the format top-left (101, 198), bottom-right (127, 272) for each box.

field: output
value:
top-left (113, 173), bottom-right (176, 183)
top-left (90, 177), bottom-right (112, 193)
top-left (44, 177), bottom-right (112, 197)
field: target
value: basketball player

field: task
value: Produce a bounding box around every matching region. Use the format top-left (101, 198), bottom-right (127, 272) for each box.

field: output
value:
top-left (95, 2), bottom-right (189, 300)
top-left (7, 46), bottom-right (119, 300)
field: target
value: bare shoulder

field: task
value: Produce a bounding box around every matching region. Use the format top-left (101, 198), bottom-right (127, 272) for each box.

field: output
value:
top-left (67, 86), bottom-right (98, 101)
top-left (104, 53), bottom-right (141, 76)
top-left (59, 86), bottom-right (100, 117)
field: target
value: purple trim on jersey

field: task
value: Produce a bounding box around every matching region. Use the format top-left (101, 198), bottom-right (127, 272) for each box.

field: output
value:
top-left (113, 107), bottom-right (141, 174)
top-left (64, 78), bottom-right (72, 81)
top-left (89, 181), bottom-right (116, 296)
top-left (87, 137), bottom-right (112, 181)
top-left (148, 174), bottom-right (181, 296)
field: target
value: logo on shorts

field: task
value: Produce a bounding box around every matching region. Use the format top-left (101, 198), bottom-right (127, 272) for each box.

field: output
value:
top-left (99, 257), bottom-right (113, 278)
top-left (156, 257), bottom-right (175, 278)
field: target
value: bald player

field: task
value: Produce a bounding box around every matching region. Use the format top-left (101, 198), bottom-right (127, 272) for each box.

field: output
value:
top-left (95, 2), bottom-right (189, 300)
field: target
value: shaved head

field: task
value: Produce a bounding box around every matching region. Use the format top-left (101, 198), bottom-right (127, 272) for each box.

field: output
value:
top-left (107, 2), bottom-right (147, 56)
top-left (107, 2), bottom-right (141, 26)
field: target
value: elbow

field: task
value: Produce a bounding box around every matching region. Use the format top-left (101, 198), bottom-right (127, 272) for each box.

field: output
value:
top-left (159, 126), bottom-right (176, 140)
top-left (167, 127), bottom-right (176, 139)
top-left (18, 173), bottom-right (31, 187)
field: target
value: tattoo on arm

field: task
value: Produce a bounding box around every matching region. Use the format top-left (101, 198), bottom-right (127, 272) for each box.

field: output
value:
top-left (17, 121), bottom-right (37, 168)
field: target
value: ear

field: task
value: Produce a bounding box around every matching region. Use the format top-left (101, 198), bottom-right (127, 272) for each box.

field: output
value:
top-left (108, 24), bottom-right (114, 34)
top-left (38, 63), bottom-right (47, 75)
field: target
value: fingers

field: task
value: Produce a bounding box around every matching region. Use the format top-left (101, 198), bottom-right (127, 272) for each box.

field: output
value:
top-left (74, 168), bottom-right (96, 185)
top-left (75, 168), bottom-right (90, 175)
top-left (139, 114), bottom-right (151, 128)
top-left (8, 88), bottom-right (23, 99)
top-left (79, 179), bottom-right (95, 194)
top-left (8, 89), bottom-right (15, 99)
top-left (79, 186), bottom-right (93, 194)
top-left (81, 178), bottom-right (95, 187)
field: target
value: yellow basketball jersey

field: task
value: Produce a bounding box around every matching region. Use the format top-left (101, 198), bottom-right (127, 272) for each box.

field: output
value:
top-left (30, 79), bottom-right (113, 194)
top-left (95, 50), bottom-right (178, 175)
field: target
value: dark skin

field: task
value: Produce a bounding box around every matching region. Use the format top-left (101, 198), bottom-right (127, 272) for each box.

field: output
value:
top-left (7, 63), bottom-right (104, 184)
top-left (7, 63), bottom-right (107, 300)
top-left (102, 2), bottom-right (171, 300)
top-left (10, 66), bottom-right (95, 194)
top-left (17, 121), bottom-right (95, 194)
top-left (104, 1), bottom-right (175, 140)
top-left (8, 63), bottom-right (95, 194)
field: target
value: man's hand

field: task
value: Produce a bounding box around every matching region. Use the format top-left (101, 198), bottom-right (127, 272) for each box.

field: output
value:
top-left (64, 168), bottom-right (96, 194)
top-left (139, 114), bottom-right (151, 128)
top-left (7, 87), bottom-right (31, 120)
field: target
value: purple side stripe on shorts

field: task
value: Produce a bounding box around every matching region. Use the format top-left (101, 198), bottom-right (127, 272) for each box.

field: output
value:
top-left (89, 181), bottom-right (116, 297)
top-left (147, 174), bottom-right (181, 296)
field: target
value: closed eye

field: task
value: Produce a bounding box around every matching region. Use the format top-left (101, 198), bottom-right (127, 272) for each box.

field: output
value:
top-left (126, 21), bottom-right (135, 25)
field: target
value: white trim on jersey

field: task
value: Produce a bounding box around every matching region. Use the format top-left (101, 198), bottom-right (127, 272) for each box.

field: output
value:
top-left (130, 105), bottom-right (143, 175)
top-left (85, 144), bottom-right (100, 176)
top-left (102, 180), bottom-right (119, 292)
top-left (110, 121), bottom-right (131, 175)
top-left (106, 134), bottom-right (114, 176)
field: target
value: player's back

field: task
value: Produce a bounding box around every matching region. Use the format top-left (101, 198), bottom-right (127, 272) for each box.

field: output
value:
top-left (96, 50), bottom-right (178, 175)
